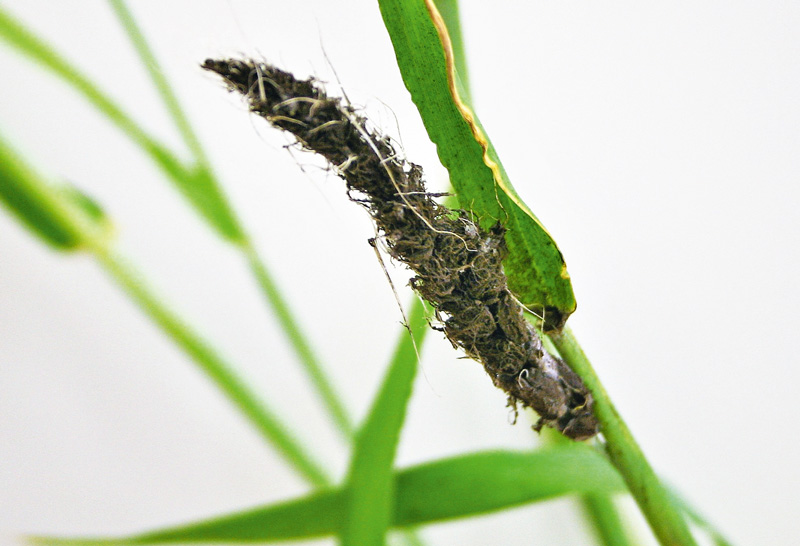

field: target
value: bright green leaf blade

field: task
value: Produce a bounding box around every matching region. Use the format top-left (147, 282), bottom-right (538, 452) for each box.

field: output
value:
top-left (395, 445), bottom-right (623, 525)
top-left (32, 446), bottom-right (624, 544)
top-left (0, 5), bottom-right (245, 242)
top-left (377, 0), bottom-right (575, 330)
top-left (341, 299), bottom-right (429, 546)
top-left (0, 132), bottom-right (90, 249)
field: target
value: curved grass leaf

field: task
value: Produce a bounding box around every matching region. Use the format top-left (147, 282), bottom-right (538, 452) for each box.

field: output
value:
top-left (377, 0), bottom-right (576, 330)
top-left (31, 446), bottom-right (624, 544)
top-left (341, 300), bottom-right (429, 546)
top-left (0, 5), bottom-right (244, 242)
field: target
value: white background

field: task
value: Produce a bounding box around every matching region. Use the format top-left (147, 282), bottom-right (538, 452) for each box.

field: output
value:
top-left (1, 1), bottom-right (798, 545)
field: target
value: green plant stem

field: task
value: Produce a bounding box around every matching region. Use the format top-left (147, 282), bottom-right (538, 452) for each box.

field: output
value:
top-left (108, 0), bottom-right (354, 439)
top-left (92, 245), bottom-right (331, 488)
top-left (551, 326), bottom-right (698, 546)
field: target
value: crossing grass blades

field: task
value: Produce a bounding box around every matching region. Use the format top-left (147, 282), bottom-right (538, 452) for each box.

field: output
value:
top-left (202, 58), bottom-right (598, 440)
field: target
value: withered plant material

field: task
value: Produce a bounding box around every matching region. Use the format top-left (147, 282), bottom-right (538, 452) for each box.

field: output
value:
top-left (203, 58), bottom-right (598, 440)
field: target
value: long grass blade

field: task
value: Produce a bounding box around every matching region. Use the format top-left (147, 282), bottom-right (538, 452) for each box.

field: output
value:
top-left (106, 0), bottom-right (205, 163)
top-left (340, 299), bottom-right (428, 546)
top-left (0, 4), bottom-right (243, 241)
top-left (244, 246), bottom-right (354, 437)
top-left (30, 446), bottom-right (625, 544)
top-left (96, 249), bottom-right (331, 488)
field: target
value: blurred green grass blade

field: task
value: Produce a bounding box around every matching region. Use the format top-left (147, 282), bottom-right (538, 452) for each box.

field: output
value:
top-left (105, 0), bottom-right (244, 241)
top-left (244, 246), bottom-right (354, 437)
top-left (580, 495), bottom-right (636, 546)
top-left (107, 0), bottom-right (205, 163)
top-left (0, 5), bottom-right (244, 242)
top-left (395, 445), bottom-right (624, 525)
top-left (108, 0), bottom-right (354, 438)
top-left (667, 485), bottom-right (735, 546)
top-left (96, 249), bottom-right (331, 488)
top-left (0, 132), bottom-right (95, 249)
top-left (341, 299), bottom-right (429, 546)
top-left (3, 2), bottom-right (352, 443)
top-left (377, 0), bottom-right (576, 330)
top-left (31, 446), bottom-right (624, 544)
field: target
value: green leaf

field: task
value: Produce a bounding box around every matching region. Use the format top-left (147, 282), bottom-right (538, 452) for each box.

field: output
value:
top-left (395, 445), bottom-right (624, 525)
top-left (31, 446), bottom-right (624, 544)
top-left (0, 5), bottom-right (245, 242)
top-left (377, 0), bottom-right (575, 330)
top-left (0, 132), bottom-right (95, 249)
top-left (341, 299), bottom-right (429, 546)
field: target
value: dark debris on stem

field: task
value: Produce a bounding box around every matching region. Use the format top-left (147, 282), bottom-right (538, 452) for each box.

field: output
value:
top-left (202, 58), bottom-right (598, 440)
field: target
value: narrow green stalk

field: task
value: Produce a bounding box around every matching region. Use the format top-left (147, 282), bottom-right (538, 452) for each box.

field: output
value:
top-left (244, 244), bottom-right (354, 437)
top-left (107, 0), bottom-right (205, 162)
top-left (108, 0), bottom-right (354, 439)
top-left (551, 326), bottom-right (698, 546)
top-left (94, 247), bottom-right (331, 488)
top-left (0, 5), bottom-right (190, 188)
